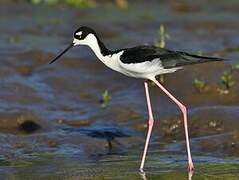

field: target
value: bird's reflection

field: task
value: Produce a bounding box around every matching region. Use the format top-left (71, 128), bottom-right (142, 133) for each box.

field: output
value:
top-left (139, 170), bottom-right (194, 180)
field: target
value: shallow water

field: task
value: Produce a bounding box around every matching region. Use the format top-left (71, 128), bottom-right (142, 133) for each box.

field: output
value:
top-left (0, 1), bottom-right (239, 179)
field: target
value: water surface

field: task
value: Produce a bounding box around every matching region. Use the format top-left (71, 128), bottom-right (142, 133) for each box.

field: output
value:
top-left (0, 1), bottom-right (239, 179)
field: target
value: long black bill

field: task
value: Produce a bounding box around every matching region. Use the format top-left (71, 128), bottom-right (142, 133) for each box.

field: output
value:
top-left (49, 43), bottom-right (74, 64)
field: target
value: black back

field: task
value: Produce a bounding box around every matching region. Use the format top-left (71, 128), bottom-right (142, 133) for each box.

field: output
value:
top-left (120, 45), bottom-right (225, 68)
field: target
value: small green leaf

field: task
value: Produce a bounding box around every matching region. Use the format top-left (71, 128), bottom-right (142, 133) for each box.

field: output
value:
top-left (220, 69), bottom-right (235, 90)
top-left (100, 90), bottom-right (112, 108)
top-left (193, 79), bottom-right (207, 92)
top-left (31, 0), bottom-right (42, 4)
top-left (232, 63), bottom-right (239, 71)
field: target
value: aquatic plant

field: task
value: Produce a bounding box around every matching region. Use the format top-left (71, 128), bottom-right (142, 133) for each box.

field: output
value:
top-left (221, 71), bottom-right (235, 89)
top-left (100, 90), bottom-right (112, 108)
top-left (28, 0), bottom-right (128, 8)
top-left (193, 79), bottom-right (208, 92)
top-left (30, 0), bottom-right (58, 5)
top-left (65, 0), bottom-right (96, 8)
top-left (115, 0), bottom-right (128, 9)
top-left (154, 24), bottom-right (170, 84)
top-left (217, 63), bottom-right (239, 94)
top-left (29, 0), bottom-right (96, 8)
top-left (155, 24), bottom-right (170, 49)
top-left (231, 63), bottom-right (239, 71)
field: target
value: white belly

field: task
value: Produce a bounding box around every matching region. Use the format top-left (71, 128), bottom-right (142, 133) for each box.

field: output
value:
top-left (117, 58), bottom-right (181, 79)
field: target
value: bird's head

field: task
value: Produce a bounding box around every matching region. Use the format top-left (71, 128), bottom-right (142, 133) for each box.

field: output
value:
top-left (49, 26), bottom-right (96, 64)
top-left (73, 26), bottom-right (96, 46)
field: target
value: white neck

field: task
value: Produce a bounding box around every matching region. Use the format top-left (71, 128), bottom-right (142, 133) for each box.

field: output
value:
top-left (81, 34), bottom-right (108, 62)
top-left (74, 34), bottom-right (124, 73)
top-left (73, 33), bottom-right (124, 73)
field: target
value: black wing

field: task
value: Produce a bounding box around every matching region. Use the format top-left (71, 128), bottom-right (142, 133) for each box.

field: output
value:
top-left (119, 45), bottom-right (227, 69)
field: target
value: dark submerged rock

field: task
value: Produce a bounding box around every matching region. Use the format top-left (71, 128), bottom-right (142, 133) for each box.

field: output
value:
top-left (18, 120), bottom-right (41, 134)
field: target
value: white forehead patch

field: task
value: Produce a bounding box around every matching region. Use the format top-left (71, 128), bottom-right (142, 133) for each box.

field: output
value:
top-left (76, 31), bottom-right (82, 36)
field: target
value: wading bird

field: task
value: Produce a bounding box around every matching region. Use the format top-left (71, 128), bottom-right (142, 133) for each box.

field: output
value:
top-left (49, 26), bottom-right (228, 173)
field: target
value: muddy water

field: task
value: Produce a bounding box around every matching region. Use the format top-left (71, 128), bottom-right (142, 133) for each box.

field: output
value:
top-left (1, 1), bottom-right (239, 179)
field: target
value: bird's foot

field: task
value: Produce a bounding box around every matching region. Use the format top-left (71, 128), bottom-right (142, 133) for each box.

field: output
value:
top-left (188, 163), bottom-right (194, 180)
top-left (139, 169), bottom-right (147, 180)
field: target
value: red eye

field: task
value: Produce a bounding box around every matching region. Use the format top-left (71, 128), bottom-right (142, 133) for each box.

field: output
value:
top-left (75, 35), bottom-right (82, 39)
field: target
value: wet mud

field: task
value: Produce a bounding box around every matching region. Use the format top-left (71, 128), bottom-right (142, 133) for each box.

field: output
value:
top-left (0, 0), bottom-right (239, 179)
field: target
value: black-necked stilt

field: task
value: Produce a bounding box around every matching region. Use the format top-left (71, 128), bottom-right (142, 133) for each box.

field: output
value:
top-left (49, 26), bottom-right (228, 173)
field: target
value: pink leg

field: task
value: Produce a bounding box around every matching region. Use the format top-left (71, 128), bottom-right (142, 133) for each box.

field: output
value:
top-left (139, 82), bottom-right (154, 173)
top-left (188, 170), bottom-right (194, 180)
top-left (151, 78), bottom-right (194, 172)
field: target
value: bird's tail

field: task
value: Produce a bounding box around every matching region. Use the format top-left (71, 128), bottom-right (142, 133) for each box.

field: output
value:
top-left (179, 52), bottom-right (230, 66)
